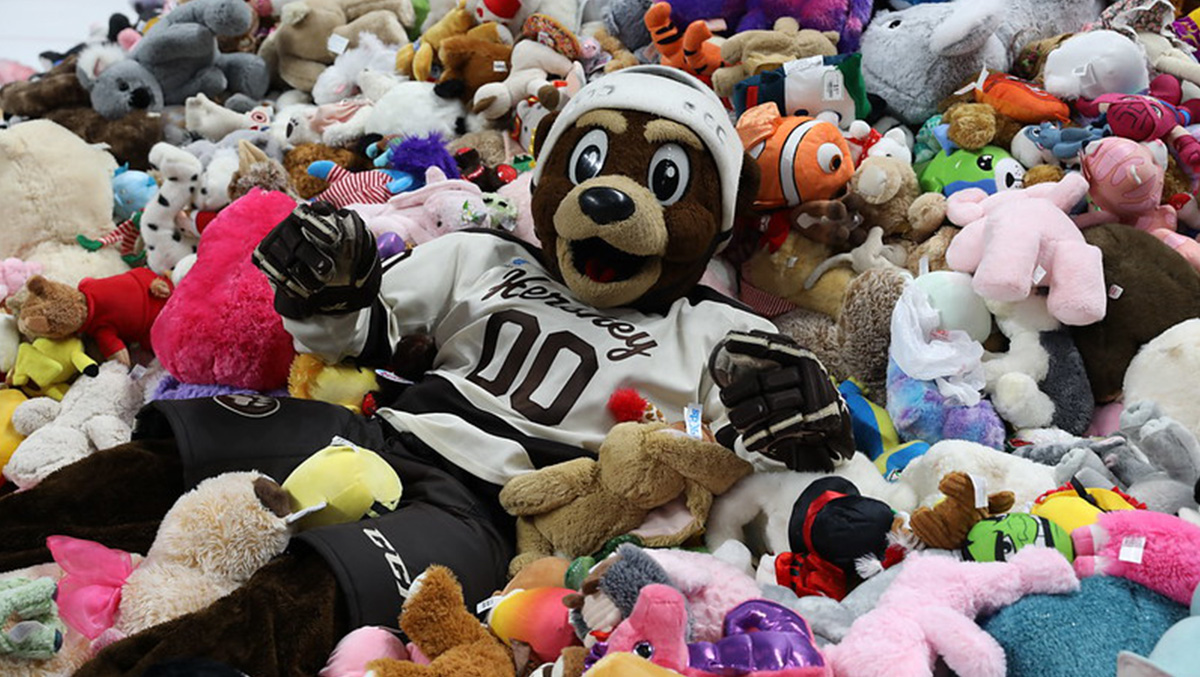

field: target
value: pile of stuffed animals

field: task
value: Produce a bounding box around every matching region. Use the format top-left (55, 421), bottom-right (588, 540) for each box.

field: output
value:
top-left (5, 0), bottom-right (1200, 675)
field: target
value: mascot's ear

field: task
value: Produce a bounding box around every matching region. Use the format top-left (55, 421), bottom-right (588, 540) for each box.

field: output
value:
top-left (734, 151), bottom-right (761, 222)
top-left (532, 111), bottom-right (560, 161)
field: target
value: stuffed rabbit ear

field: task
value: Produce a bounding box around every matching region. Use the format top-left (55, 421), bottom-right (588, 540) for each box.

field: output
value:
top-left (944, 188), bottom-right (990, 225)
top-left (930, 0), bottom-right (1004, 57)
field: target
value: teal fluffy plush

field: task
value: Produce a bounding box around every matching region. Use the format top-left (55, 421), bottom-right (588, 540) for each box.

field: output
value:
top-left (981, 577), bottom-right (1187, 677)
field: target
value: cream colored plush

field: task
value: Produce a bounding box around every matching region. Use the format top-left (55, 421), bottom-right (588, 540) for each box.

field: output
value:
top-left (1124, 318), bottom-right (1200, 442)
top-left (99, 472), bottom-right (293, 647)
top-left (0, 121), bottom-right (127, 285)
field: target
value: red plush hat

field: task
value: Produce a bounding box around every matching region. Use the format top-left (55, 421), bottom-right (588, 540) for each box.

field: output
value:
top-left (484, 0), bottom-right (521, 20)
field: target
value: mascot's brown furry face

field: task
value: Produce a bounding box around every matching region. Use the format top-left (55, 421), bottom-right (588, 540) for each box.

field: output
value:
top-left (530, 67), bottom-right (759, 312)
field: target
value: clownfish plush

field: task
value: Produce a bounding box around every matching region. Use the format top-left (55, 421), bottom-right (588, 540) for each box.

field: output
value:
top-left (737, 103), bottom-right (855, 210)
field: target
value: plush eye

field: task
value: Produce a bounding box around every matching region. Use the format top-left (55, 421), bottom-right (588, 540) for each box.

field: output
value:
top-left (816, 143), bottom-right (844, 174)
top-left (117, 81), bottom-right (129, 91)
top-left (633, 642), bottom-right (655, 659)
top-left (568, 129), bottom-right (609, 185)
top-left (995, 157), bottom-right (1025, 191)
top-left (286, 119), bottom-right (297, 138)
top-left (888, 19), bottom-right (901, 29)
top-left (648, 143), bottom-right (690, 205)
top-left (976, 154), bottom-right (994, 172)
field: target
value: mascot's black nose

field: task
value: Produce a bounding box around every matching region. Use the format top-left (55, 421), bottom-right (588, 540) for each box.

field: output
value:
top-left (130, 87), bottom-right (152, 109)
top-left (579, 187), bottom-right (635, 225)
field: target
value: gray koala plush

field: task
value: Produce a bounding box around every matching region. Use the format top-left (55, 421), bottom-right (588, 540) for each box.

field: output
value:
top-left (859, 0), bottom-right (1104, 124)
top-left (79, 0), bottom-right (270, 119)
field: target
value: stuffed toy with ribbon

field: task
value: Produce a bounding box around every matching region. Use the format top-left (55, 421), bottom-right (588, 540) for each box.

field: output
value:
top-left (48, 471), bottom-right (294, 652)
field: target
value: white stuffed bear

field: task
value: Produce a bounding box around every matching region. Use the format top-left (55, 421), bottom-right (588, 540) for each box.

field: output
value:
top-left (3, 361), bottom-right (148, 489)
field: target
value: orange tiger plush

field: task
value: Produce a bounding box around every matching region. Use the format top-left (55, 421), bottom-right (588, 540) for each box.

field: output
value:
top-left (736, 103), bottom-right (855, 210)
top-left (645, 2), bottom-right (724, 83)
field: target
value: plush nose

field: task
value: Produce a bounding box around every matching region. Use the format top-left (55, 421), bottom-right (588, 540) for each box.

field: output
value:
top-left (579, 187), bottom-right (635, 225)
top-left (130, 87), bottom-right (153, 109)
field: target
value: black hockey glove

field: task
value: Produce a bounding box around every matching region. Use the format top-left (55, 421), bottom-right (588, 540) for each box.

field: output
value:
top-left (709, 330), bottom-right (854, 472)
top-left (253, 201), bottom-right (382, 320)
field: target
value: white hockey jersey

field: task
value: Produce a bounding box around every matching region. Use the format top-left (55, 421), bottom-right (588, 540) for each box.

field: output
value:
top-left (284, 230), bottom-right (776, 485)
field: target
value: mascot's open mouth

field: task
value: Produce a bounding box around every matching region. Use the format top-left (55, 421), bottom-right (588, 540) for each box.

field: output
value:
top-left (570, 238), bottom-right (651, 283)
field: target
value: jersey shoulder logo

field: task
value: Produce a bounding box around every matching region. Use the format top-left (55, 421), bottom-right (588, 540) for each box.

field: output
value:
top-left (213, 394), bottom-right (282, 418)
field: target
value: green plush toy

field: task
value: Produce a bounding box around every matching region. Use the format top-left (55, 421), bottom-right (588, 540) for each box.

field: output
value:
top-left (0, 577), bottom-right (64, 660)
top-left (918, 145), bottom-right (1025, 197)
top-left (962, 513), bottom-right (1074, 563)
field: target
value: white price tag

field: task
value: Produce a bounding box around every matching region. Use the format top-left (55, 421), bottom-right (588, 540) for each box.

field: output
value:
top-left (784, 56), bottom-right (824, 75)
top-left (493, 60), bottom-right (508, 73)
top-left (1119, 536), bottom-right (1146, 564)
top-left (476, 595), bottom-right (504, 614)
top-left (327, 33), bottom-right (350, 55)
top-left (968, 473), bottom-right (988, 509)
top-left (823, 70), bottom-right (845, 101)
top-left (1032, 266), bottom-right (1047, 284)
top-left (1108, 284), bottom-right (1124, 299)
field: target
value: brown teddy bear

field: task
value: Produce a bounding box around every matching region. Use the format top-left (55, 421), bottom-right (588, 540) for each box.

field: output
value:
top-left (907, 472), bottom-right (1015, 550)
top-left (434, 34), bottom-right (514, 103)
top-left (15, 270), bottom-right (172, 366)
top-left (395, 3), bottom-right (475, 82)
top-left (846, 155), bottom-right (946, 242)
top-left (366, 564), bottom-right (515, 677)
top-left (737, 227), bottom-right (858, 321)
top-left (284, 143), bottom-right (372, 199)
top-left (498, 421), bottom-right (752, 576)
top-left (259, 0), bottom-right (415, 92)
top-left (711, 18), bottom-right (839, 98)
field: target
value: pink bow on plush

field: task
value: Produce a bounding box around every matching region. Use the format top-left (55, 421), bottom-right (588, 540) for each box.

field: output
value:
top-left (46, 535), bottom-right (136, 640)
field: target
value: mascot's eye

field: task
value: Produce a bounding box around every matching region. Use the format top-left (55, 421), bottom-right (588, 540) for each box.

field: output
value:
top-left (634, 642), bottom-right (655, 659)
top-left (994, 157), bottom-right (1025, 191)
top-left (976, 154), bottom-right (994, 172)
top-left (648, 143), bottom-right (690, 205)
top-left (816, 143), bottom-right (844, 174)
top-left (569, 129), bottom-right (609, 185)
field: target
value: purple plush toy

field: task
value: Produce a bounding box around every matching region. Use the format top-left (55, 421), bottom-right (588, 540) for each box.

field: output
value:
top-left (671, 0), bottom-right (873, 51)
top-left (885, 359), bottom-right (1006, 450)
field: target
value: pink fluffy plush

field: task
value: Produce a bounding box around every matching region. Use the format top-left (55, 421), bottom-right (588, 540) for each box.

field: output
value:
top-left (945, 173), bottom-right (1106, 327)
top-left (645, 548), bottom-right (764, 643)
top-left (824, 548), bottom-right (1079, 677)
top-left (1073, 509), bottom-right (1200, 605)
top-left (150, 189), bottom-right (297, 390)
top-left (319, 626), bottom-right (410, 677)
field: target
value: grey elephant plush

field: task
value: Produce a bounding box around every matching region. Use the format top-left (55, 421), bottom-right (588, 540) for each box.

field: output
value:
top-left (79, 0), bottom-right (270, 119)
top-left (859, 0), bottom-right (1104, 124)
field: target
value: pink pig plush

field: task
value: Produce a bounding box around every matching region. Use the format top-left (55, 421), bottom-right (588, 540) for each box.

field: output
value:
top-left (945, 172), bottom-right (1107, 326)
top-left (1073, 509), bottom-right (1200, 605)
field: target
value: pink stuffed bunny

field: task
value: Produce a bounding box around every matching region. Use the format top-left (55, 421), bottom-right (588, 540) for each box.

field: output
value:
top-left (350, 167), bottom-right (505, 248)
top-left (1075, 136), bottom-right (1200, 272)
top-left (1073, 509), bottom-right (1200, 605)
top-left (824, 548), bottom-right (1079, 677)
top-left (945, 173), bottom-right (1106, 326)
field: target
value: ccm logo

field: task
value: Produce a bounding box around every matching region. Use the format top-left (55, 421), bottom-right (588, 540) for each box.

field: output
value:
top-left (363, 527), bottom-right (413, 598)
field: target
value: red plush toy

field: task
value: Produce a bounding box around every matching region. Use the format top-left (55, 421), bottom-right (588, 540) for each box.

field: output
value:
top-left (14, 269), bottom-right (172, 365)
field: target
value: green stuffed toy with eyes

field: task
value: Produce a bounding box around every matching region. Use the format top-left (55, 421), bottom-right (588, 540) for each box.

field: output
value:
top-left (962, 513), bottom-right (1074, 563)
top-left (918, 145), bottom-right (1025, 197)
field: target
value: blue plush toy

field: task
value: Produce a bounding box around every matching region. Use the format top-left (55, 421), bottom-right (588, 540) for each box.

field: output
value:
top-left (1117, 584), bottom-right (1200, 676)
top-left (982, 576), bottom-right (1188, 677)
top-left (885, 359), bottom-right (1006, 450)
top-left (111, 165), bottom-right (158, 223)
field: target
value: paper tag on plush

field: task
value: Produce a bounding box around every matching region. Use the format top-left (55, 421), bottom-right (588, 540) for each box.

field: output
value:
top-left (954, 68), bottom-right (989, 96)
top-left (1119, 536), bottom-right (1146, 564)
top-left (785, 56), bottom-right (824, 75)
top-left (330, 435), bottom-right (363, 450)
top-left (969, 473), bottom-right (988, 509)
top-left (130, 364), bottom-right (148, 380)
top-left (493, 60), bottom-right (508, 73)
top-left (476, 594), bottom-right (505, 614)
top-left (1032, 266), bottom-right (1047, 285)
top-left (327, 33), bottom-right (350, 55)
top-left (1108, 284), bottom-right (1124, 299)
top-left (684, 403), bottom-right (704, 439)
top-left (285, 501), bottom-right (327, 524)
top-left (704, 18), bottom-right (727, 32)
top-left (823, 70), bottom-right (845, 101)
